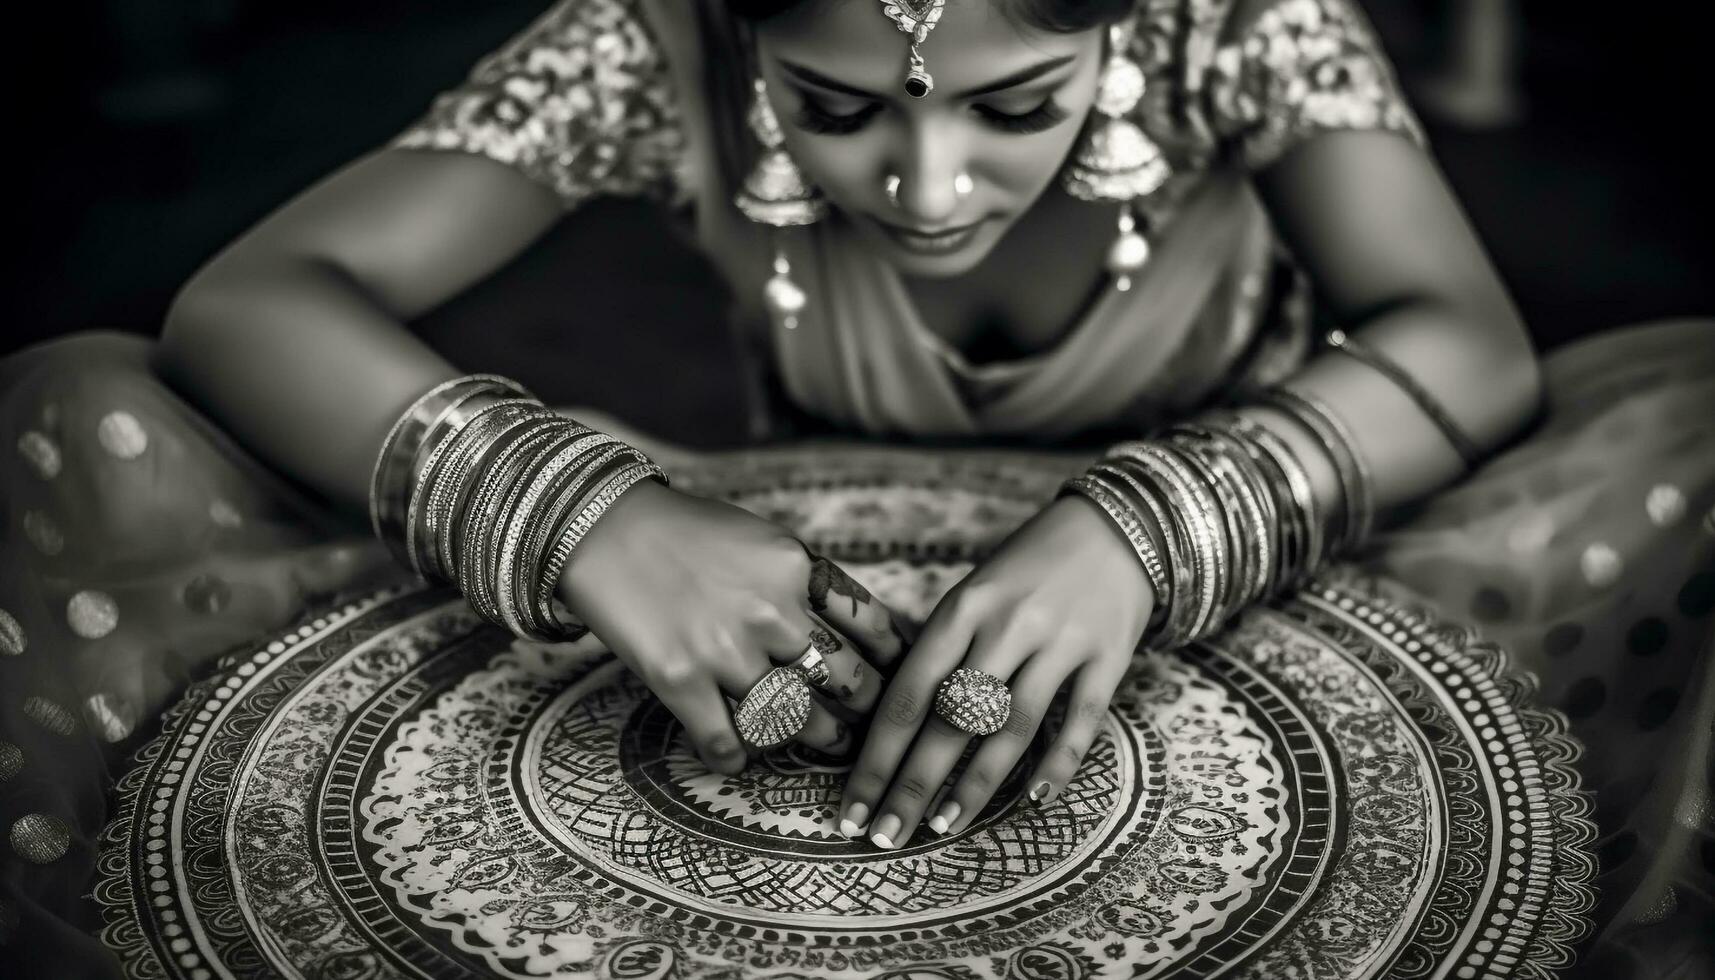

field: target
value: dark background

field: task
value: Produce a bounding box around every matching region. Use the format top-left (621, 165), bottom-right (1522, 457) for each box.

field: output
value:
top-left (11, 0), bottom-right (1713, 439)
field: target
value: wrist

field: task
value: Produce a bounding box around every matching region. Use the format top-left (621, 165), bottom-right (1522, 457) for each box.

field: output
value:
top-left (1053, 493), bottom-right (1158, 609)
top-left (556, 476), bottom-right (672, 599)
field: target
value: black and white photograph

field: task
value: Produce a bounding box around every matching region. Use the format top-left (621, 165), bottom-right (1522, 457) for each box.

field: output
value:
top-left (3, 1), bottom-right (1712, 977)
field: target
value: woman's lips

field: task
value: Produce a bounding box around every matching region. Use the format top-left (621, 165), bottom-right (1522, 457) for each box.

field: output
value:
top-left (875, 217), bottom-right (986, 256)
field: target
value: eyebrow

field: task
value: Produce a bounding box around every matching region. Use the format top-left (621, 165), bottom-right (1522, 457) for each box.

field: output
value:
top-left (778, 54), bottom-right (1075, 101)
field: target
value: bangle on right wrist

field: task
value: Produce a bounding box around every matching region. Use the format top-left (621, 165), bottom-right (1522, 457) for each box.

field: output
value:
top-left (373, 372), bottom-right (669, 643)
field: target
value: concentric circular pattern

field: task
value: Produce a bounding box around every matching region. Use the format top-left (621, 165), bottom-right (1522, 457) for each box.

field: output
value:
top-left (96, 445), bottom-right (1595, 980)
top-left (935, 667), bottom-right (1014, 736)
top-left (735, 666), bottom-right (815, 748)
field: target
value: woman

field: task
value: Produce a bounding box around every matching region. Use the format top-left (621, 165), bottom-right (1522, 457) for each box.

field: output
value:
top-left (1, 0), bottom-right (1709, 976)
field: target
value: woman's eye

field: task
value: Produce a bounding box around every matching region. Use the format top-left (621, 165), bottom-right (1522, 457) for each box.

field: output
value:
top-left (793, 96), bottom-right (882, 136)
top-left (974, 98), bottom-right (1071, 135)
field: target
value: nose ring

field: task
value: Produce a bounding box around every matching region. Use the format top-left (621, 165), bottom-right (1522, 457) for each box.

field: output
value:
top-left (883, 172), bottom-right (974, 208)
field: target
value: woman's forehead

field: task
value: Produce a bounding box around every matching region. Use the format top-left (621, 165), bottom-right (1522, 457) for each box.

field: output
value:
top-left (757, 1), bottom-right (1094, 94)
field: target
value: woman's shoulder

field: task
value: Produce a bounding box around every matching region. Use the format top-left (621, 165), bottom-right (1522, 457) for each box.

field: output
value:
top-left (391, 0), bottom-right (695, 212)
top-left (1131, 0), bottom-right (1425, 174)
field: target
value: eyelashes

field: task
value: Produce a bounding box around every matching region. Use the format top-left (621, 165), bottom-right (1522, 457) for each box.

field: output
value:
top-left (791, 95), bottom-right (1071, 137)
top-left (973, 100), bottom-right (1071, 135)
top-left (793, 98), bottom-right (883, 136)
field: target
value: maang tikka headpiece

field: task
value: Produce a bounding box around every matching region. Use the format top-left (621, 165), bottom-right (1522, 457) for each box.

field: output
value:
top-left (876, 1), bottom-right (946, 98)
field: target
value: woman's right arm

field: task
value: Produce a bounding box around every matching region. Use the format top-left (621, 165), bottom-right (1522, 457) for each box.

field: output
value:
top-left (157, 142), bottom-right (905, 774)
top-left (157, 147), bottom-right (564, 514)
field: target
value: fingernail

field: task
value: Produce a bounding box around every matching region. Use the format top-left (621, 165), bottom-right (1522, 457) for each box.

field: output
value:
top-left (839, 802), bottom-right (870, 839)
top-left (928, 800), bottom-right (961, 835)
top-left (870, 813), bottom-right (901, 849)
top-left (1029, 780), bottom-right (1051, 803)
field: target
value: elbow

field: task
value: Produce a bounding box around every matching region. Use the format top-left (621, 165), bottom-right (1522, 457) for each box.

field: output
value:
top-left (157, 249), bottom-right (280, 396)
top-left (158, 247), bottom-right (292, 388)
top-left (160, 270), bottom-right (214, 351)
top-left (157, 266), bottom-right (234, 393)
top-left (1478, 303), bottom-right (1544, 447)
top-left (1512, 338), bottom-right (1545, 426)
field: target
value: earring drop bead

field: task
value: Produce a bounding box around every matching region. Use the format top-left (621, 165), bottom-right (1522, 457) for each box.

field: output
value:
top-left (1109, 233), bottom-right (1150, 291)
top-left (1108, 206), bottom-right (1150, 292)
top-left (765, 252), bottom-right (807, 329)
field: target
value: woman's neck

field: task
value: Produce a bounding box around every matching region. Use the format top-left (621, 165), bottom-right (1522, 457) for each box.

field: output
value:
top-left (899, 185), bottom-right (1122, 365)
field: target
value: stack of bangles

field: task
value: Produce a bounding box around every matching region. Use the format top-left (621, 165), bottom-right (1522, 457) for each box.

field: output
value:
top-left (369, 374), bottom-right (668, 642)
top-left (1060, 387), bottom-right (1375, 650)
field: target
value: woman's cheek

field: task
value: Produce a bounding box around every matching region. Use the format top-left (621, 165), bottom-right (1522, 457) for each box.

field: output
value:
top-left (789, 137), bottom-right (884, 212)
top-left (984, 133), bottom-right (1078, 197)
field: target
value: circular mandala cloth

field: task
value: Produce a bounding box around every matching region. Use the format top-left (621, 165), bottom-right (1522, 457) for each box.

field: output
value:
top-left (95, 446), bottom-right (1596, 980)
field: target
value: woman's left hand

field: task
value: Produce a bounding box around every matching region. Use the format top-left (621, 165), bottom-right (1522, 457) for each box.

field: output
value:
top-left (837, 495), bottom-right (1155, 848)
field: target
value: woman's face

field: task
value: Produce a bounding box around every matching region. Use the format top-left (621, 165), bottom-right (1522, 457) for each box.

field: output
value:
top-left (754, 1), bottom-right (1105, 279)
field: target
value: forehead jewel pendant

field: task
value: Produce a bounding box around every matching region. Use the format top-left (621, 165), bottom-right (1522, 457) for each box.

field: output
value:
top-left (876, 1), bottom-right (945, 98)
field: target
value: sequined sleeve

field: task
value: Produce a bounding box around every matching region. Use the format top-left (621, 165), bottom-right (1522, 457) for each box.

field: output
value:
top-left (391, 0), bottom-right (686, 210)
top-left (1204, 0), bottom-right (1426, 171)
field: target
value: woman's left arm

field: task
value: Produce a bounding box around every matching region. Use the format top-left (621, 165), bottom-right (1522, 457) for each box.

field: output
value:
top-left (1243, 127), bottom-right (1541, 507)
top-left (837, 130), bottom-right (1544, 849)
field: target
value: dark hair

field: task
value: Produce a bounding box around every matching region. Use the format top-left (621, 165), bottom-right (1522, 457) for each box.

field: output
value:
top-left (723, 0), bottom-right (1133, 34)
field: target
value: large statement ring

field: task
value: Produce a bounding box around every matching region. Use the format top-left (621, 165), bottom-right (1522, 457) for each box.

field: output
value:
top-left (734, 667), bottom-right (814, 748)
top-left (789, 629), bottom-right (839, 688)
top-left (933, 667), bottom-right (1013, 736)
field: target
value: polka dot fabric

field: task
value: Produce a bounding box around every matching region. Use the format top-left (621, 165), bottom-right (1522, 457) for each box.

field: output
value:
top-left (1368, 320), bottom-right (1715, 976)
top-left (0, 334), bottom-right (398, 980)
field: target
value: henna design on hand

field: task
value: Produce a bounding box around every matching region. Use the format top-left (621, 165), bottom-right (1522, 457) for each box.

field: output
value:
top-left (810, 627), bottom-right (842, 655)
top-left (803, 545), bottom-right (873, 616)
top-left (833, 671), bottom-right (858, 702)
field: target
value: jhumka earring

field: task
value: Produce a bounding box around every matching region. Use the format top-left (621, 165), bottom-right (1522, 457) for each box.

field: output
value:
top-left (874, 1), bottom-right (946, 98)
top-left (1063, 22), bottom-right (1172, 292)
top-left (735, 77), bottom-right (828, 329)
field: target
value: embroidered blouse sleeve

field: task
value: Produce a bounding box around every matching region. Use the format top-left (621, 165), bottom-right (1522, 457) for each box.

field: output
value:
top-left (1204, 0), bottom-right (1426, 171)
top-left (390, 0), bottom-right (686, 210)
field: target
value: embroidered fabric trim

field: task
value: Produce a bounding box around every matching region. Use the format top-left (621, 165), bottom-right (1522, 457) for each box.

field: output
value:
top-left (391, 0), bottom-right (687, 210)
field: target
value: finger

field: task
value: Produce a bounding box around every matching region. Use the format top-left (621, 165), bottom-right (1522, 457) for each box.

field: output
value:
top-left (801, 546), bottom-right (908, 669)
top-left (649, 669), bottom-right (751, 776)
top-left (838, 594), bottom-right (981, 839)
top-left (1021, 653), bottom-right (1126, 808)
top-left (715, 647), bottom-right (852, 757)
top-left (789, 611), bottom-right (889, 716)
top-left (865, 712), bottom-right (968, 849)
top-left (863, 609), bottom-right (1038, 849)
top-left (933, 648), bottom-right (1076, 836)
top-left (745, 598), bottom-right (886, 724)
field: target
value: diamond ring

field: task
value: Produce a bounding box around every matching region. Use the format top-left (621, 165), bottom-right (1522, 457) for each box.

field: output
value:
top-left (734, 667), bottom-right (814, 748)
top-left (933, 666), bottom-right (1012, 736)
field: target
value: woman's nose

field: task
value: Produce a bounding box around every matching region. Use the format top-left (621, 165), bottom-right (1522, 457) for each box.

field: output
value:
top-left (892, 135), bottom-right (968, 227)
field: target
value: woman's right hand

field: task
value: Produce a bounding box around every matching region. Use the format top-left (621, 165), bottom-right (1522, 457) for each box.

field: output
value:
top-left (557, 479), bottom-right (907, 774)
